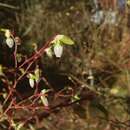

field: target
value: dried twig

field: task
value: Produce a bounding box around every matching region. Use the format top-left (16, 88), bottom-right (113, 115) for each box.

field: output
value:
top-left (0, 2), bottom-right (19, 10)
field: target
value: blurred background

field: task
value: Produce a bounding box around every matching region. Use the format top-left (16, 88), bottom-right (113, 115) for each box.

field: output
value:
top-left (0, 0), bottom-right (130, 130)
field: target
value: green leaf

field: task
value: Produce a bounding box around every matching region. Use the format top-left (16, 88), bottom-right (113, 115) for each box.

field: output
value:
top-left (72, 94), bottom-right (80, 102)
top-left (20, 68), bottom-right (25, 75)
top-left (59, 35), bottom-right (74, 45)
top-left (34, 66), bottom-right (41, 82)
top-left (51, 35), bottom-right (74, 45)
top-left (45, 47), bottom-right (53, 58)
top-left (28, 73), bottom-right (35, 79)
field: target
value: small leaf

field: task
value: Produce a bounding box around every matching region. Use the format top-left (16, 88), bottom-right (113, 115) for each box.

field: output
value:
top-left (34, 66), bottom-right (41, 82)
top-left (54, 44), bottom-right (63, 58)
top-left (28, 73), bottom-right (35, 79)
top-left (51, 35), bottom-right (74, 45)
top-left (20, 68), bottom-right (25, 74)
top-left (59, 35), bottom-right (74, 45)
top-left (45, 47), bottom-right (53, 58)
top-left (5, 29), bottom-right (11, 38)
top-left (72, 94), bottom-right (80, 102)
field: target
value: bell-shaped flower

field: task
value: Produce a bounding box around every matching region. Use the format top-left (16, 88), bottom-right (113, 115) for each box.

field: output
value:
top-left (6, 37), bottom-right (14, 48)
top-left (54, 44), bottom-right (63, 58)
top-left (28, 73), bottom-right (35, 88)
top-left (29, 78), bottom-right (35, 88)
top-left (40, 89), bottom-right (49, 107)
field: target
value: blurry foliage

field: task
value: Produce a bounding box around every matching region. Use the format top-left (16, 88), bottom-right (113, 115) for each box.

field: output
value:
top-left (19, 0), bottom-right (90, 42)
top-left (0, 0), bottom-right (130, 130)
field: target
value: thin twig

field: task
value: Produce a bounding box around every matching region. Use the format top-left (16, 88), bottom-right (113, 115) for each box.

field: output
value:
top-left (0, 2), bottom-right (19, 10)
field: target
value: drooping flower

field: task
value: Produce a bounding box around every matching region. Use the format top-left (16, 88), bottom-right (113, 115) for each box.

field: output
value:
top-left (28, 73), bottom-right (35, 88)
top-left (54, 44), bottom-right (63, 58)
top-left (6, 37), bottom-right (14, 48)
top-left (40, 89), bottom-right (49, 107)
top-left (29, 78), bottom-right (35, 88)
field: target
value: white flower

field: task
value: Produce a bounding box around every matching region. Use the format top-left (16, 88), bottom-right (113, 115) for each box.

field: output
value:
top-left (40, 89), bottom-right (49, 107)
top-left (29, 78), bottom-right (35, 88)
top-left (28, 73), bottom-right (35, 88)
top-left (54, 44), bottom-right (63, 58)
top-left (6, 38), bottom-right (14, 48)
